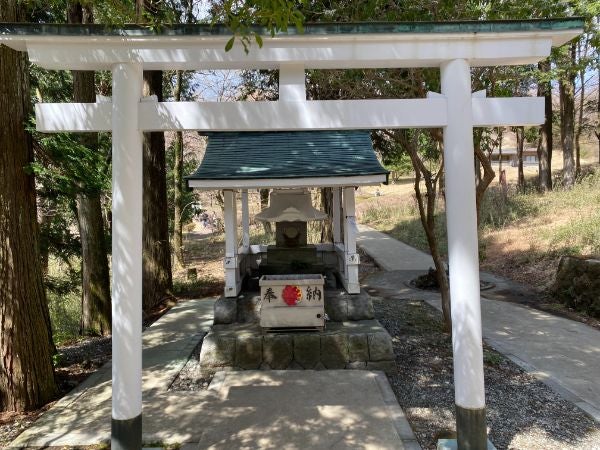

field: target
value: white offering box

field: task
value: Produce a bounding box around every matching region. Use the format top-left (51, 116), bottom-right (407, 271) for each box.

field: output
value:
top-left (259, 274), bottom-right (325, 329)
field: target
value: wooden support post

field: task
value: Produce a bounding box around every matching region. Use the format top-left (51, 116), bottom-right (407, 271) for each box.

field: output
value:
top-left (241, 189), bottom-right (250, 251)
top-left (223, 189), bottom-right (241, 297)
top-left (332, 187), bottom-right (342, 245)
top-left (342, 186), bottom-right (360, 294)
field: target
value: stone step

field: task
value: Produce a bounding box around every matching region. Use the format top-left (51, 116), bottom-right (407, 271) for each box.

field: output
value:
top-left (199, 320), bottom-right (395, 375)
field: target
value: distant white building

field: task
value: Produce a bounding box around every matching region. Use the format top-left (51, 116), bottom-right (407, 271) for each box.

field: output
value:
top-left (491, 147), bottom-right (539, 166)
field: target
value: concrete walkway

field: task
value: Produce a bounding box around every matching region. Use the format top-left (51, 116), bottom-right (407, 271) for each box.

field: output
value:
top-left (11, 297), bottom-right (418, 449)
top-left (357, 225), bottom-right (600, 422)
top-left (357, 225), bottom-right (434, 272)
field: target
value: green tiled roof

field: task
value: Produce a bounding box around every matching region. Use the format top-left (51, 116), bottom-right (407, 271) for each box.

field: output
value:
top-left (0, 18), bottom-right (584, 37)
top-left (186, 131), bottom-right (388, 182)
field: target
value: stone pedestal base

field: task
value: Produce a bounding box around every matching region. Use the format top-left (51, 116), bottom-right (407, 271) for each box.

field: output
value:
top-left (199, 320), bottom-right (395, 375)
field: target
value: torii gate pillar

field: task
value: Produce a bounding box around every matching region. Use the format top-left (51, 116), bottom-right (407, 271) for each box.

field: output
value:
top-left (111, 62), bottom-right (143, 449)
top-left (441, 58), bottom-right (487, 449)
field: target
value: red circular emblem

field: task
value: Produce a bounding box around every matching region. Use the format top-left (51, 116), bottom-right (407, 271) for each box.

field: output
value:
top-left (282, 285), bottom-right (302, 306)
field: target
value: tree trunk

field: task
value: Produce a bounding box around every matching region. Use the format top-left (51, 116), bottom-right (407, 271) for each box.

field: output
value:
top-left (474, 143), bottom-right (496, 225)
top-left (76, 193), bottom-right (111, 335)
top-left (597, 68), bottom-right (600, 164)
top-left (173, 71), bottom-right (184, 267)
top-left (0, 0), bottom-right (57, 411)
top-left (320, 188), bottom-right (334, 243)
top-left (575, 64), bottom-right (585, 175)
top-left (398, 129), bottom-right (451, 331)
top-left (537, 61), bottom-right (553, 192)
top-left (560, 43), bottom-right (576, 189)
top-left (498, 131), bottom-right (503, 177)
top-left (474, 130), bottom-right (482, 185)
top-left (516, 126), bottom-right (525, 191)
top-left (420, 174), bottom-right (451, 333)
top-left (69, 2), bottom-right (111, 336)
top-left (142, 70), bottom-right (172, 311)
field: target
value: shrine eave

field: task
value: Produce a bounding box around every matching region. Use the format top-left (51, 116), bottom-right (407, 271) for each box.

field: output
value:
top-left (186, 131), bottom-right (389, 190)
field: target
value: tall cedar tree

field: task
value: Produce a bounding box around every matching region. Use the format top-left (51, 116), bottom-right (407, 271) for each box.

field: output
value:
top-left (68, 2), bottom-right (111, 335)
top-left (0, 0), bottom-right (57, 411)
top-left (560, 42), bottom-right (577, 189)
top-left (173, 0), bottom-right (194, 267)
top-left (597, 68), bottom-right (600, 164)
top-left (137, 0), bottom-right (173, 311)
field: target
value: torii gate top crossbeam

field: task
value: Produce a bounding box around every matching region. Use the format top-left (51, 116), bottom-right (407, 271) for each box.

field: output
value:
top-left (0, 18), bottom-right (583, 71)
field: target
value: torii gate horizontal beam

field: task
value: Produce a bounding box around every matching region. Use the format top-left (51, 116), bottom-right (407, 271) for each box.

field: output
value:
top-left (35, 97), bottom-right (543, 132)
top-left (21, 35), bottom-right (557, 70)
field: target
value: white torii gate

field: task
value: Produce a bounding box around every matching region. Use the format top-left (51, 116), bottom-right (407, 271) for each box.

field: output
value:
top-left (0, 19), bottom-right (582, 450)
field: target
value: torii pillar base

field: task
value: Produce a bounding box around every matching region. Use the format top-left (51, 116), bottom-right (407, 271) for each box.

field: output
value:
top-left (437, 438), bottom-right (497, 450)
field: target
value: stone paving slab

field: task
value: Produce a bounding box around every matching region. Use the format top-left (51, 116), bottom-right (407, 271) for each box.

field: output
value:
top-left (357, 225), bottom-right (600, 423)
top-left (154, 371), bottom-right (414, 449)
top-left (11, 297), bottom-right (416, 449)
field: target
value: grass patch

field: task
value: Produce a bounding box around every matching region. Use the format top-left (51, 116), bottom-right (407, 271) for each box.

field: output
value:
top-left (483, 349), bottom-right (504, 367)
top-left (172, 275), bottom-right (223, 298)
top-left (546, 209), bottom-right (600, 255)
top-left (479, 185), bottom-right (541, 230)
top-left (359, 166), bottom-right (600, 291)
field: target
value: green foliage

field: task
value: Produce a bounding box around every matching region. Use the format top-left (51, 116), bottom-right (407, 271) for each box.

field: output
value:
top-left (384, 159), bottom-right (413, 177)
top-left (27, 62), bottom-right (112, 345)
top-left (303, 0), bottom-right (482, 22)
top-left (46, 256), bottom-right (82, 345)
top-left (214, 0), bottom-right (307, 52)
top-left (29, 65), bottom-right (72, 103)
top-left (52, 352), bottom-right (64, 367)
top-left (483, 349), bottom-right (503, 367)
top-left (23, 0), bottom-right (71, 22)
top-left (377, 134), bottom-right (412, 175)
top-left (91, 0), bottom-right (138, 25)
top-left (31, 132), bottom-right (111, 196)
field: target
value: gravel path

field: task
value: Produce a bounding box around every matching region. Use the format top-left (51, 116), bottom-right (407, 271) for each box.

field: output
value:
top-left (169, 332), bottom-right (212, 391)
top-left (373, 296), bottom-right (600, 450)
